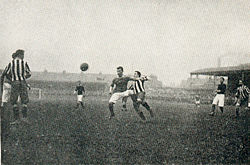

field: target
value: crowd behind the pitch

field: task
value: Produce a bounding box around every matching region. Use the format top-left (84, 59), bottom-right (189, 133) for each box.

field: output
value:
top-left (1, 49), bottom-right (250, 126)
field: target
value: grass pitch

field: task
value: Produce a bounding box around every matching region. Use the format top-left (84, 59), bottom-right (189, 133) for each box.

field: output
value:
top-left (1, 96), bottom-right (249, 164)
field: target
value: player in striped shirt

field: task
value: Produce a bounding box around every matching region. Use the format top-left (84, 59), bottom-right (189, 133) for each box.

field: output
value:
top-left (2, 49), bottom-right (31, 124)
top-left (234, 80), bottom-right (250, 118)
top-left (130, 71), bottom-right (154, 120)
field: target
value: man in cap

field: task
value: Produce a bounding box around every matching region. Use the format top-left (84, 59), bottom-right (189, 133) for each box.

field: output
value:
top-left (2, 49), bottom-right (31, 124)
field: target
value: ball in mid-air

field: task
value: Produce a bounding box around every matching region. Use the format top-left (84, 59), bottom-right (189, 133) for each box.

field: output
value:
top-left (80, 63), bottom-right (89, 71)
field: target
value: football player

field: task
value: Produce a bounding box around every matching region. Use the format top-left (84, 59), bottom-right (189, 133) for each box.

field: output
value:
top-left (195, 95), bottom-right (201, 108)
top-left (234, 80), bottom-right (250, 118)
top-left (2, 49), bottom-right (31, 124)
top-left (209, 77), bottom-right (226, 116)
top-left (130, 71), bottom-right (153, 121)
top-left (74, 81), bottom-right (85, 109)
top-left (108, 66), bottom-right (136, 119)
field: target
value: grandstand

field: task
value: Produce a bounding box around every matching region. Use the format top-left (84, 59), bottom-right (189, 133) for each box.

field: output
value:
top-left (190, 63), bottom-right (250, 95)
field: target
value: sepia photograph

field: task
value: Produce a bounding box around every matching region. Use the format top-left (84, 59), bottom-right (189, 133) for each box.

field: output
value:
top-left (0, 0), bottom-right (249, 164)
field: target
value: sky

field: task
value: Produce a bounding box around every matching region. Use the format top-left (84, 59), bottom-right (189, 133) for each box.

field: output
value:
top-left (0, 0), bottom-right (249, 86)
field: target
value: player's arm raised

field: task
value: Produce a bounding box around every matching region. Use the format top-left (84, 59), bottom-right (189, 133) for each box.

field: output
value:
top-left (128, 75), bottom-right (150, 81)
top-left (127, 76), bottom-right (142, 81)
top-left (141, 75), bottom-right (150, 81)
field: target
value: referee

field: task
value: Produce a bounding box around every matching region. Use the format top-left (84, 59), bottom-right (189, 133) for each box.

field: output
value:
top-left (2, 49), bottom-right (31, 124)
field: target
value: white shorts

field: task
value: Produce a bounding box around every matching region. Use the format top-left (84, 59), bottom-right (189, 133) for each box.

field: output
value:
top-left (109, 90), bottom-right (134, 104)
top-left (195, 100), bottom-right (200, 104)
top-left (212, 94), bottom-right (225, 107)
top-left (77, 95), bottom-right (83, 102)
top-left (2, 83), bottom-right (11, 103)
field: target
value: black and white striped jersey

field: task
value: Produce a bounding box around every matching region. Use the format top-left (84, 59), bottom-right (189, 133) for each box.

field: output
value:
top-left (133, 76), bottom-right (148, 94)
top-left (236, 85), bottom-right (250, 100)
top-left (3, 58), bottom-right (31, 81)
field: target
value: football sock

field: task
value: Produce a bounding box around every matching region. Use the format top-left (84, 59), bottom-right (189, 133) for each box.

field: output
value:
top-left (1, 105), bottom-right (8, 138)
top-left (109, 103), bottom-right (115, 116)
top-left (142, 102), bottom-right (150, 111)
top-left (219, 107), bottom-right (223, 113)
top-left (1, 103), bottom-right (5, 115)
top-left (80, 102), bottom-right (84, 108)
top-left (138, 112), bottom-right (146, 120)
top-left (235, 107), bottom-right (239, 116)
top-left (13, 106), bottom-right (20, 120)
top-left (22, 106), bottom-right (28, 118)
top-left (211, 104), bottom-right (215, 112)
top-left (1, 105), bottom-right (5, 125)
top-left (133, 102), bottom-right (140, 113)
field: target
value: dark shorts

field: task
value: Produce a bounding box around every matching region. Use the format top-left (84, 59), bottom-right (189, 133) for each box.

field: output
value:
top-left (131, 92), bottom-right (146, 103)
top-left (10, 81), bottom-right (29, 105)
top-left (236, 98), bottom-right (249, 107)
